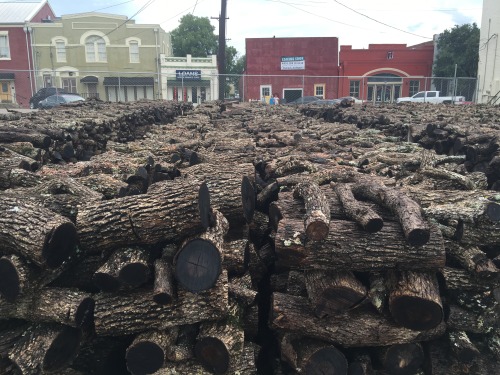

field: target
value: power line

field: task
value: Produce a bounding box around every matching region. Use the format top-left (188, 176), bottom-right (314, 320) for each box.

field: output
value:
top-left (332, 0), bottom-right (432, 40)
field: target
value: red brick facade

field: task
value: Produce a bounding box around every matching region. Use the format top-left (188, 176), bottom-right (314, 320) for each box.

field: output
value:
top-left (244, 37), bottom-right (339, 103)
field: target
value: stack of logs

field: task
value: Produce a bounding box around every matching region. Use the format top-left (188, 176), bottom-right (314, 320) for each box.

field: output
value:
top-left (0, 99), bottom-right (499, 374)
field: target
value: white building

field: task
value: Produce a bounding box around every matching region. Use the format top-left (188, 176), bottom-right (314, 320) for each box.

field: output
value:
top-left (477, 0), bottom-right (500, 104)
top-left (160, 54), bottom-right (218, 104)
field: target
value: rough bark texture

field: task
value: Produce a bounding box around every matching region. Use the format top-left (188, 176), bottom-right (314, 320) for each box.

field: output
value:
top-left (271, 292), bottom-right (445, 347)
top-left (153, 258), bottom-right (175, 305)
top-left (126, 330), bottom-right (177, 375)
top-left (292, 182), bottom-right (331, 240)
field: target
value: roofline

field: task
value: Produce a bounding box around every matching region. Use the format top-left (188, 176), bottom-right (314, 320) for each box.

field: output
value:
top-left (25, 0), bottom-right (55, 22)
top-left (61, 12), bottom-right (128, 21)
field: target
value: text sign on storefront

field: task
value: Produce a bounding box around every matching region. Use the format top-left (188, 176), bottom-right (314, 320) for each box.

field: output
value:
top-left (281, 56), bottom-right (305, 70)
top-left (176, 70), bottom-right (201, 80)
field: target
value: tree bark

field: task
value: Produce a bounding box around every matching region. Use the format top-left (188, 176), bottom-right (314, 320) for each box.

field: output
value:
top-left (93, 271), bottom-right (228, 336)
top-left (126, 330), bottom-right (177, 375)
top-left (292, 182), bottom-right (331, 240)
top-left (448, 331), bottom-right (480, 364)
top-left (77, 179), bottom-right (211, 253)
top-left (304, 269), bottom-right (367, 317)
top-left (387, 271), bottom-right (443, 331)
top-left (375, 343), bottom-right (424, 375)
top-left (333, 183), bottom-right (384, 233)
top-left (444, 240), bottom-right (499, 278)
top-left (153, 258), bottom-right (175, 305)
top-left (274, 217), bottom-right (445, 271)
top-left (271, 292), bottom-right (446, 347)
top-left (0, 196), bottom-right (77, 268)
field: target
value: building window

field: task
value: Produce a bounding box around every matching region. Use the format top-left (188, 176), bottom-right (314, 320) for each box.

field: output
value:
top-left (85, 35), bottom-right (107, 62)
top-left (314, 84), bottom-right (325, 98)
top-left (387, 51), bottom-right (394, 60)
top-left (55, 39), bottom-right (66, 62)
top-left (409, 80), bottom-right (420, 96)
top-left (349, 80), bottom-right (360, 98)
top-left (62, 78), bottom-right (77, 93)
top-left (129, 41), bottom-right (140, 63)
top-left (0, 33), bottom-right (10, 59)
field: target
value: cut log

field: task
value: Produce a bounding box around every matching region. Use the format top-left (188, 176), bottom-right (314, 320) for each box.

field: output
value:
top-left (441, 266), bottom-right (500, 292)
top-left (93, 271), bottom-right (228, 336)
top-left (223, 239), bottom-right (248, 276)
top-left (0, 254), bottom-right (30, 302)
top-left (0, 196), bottom-right (77, 268)
top-left (444, 240), bottom-right (499, 278)
top-left (153, 258), bottom-right (176, 305)
top-left (271, 292), bottom-right (446, 347)
top-left (274, 217), bottom-right (445, 271)
top-left (347, 352), bottom-right (374, 375)
top-left (174, 210), bottom-right (228, 292)
top-left (126, 330), bottom-right (177, 375)
top-left (8, 324), bottom-right (81, 374)
top-left (448, 331), bottom-right (480, 364)
top-left (387, 271), bottom-right (443, 331)
top-left (194, 320), bottom-right (245, 374)
top-left (228, 273), bottom-right (258, 307)
top-left (350, 179), bottom-right (430, 246)
top-left (280, 334), bottom-right (348, 374)
top-left (446, 304), bottom-right (496, 334)
top-left (304, 270), bottom-right (367, 317)
top-left (333, 182), bottom-right (384, 233)
top-left (292, 181), bottom-right (331, 240)
top-left (367, 272), bottom-right (388, 315)
top-left (77, 179), bottom-right (211, 253)
top-left (375, 343), bottom-right (424, 375)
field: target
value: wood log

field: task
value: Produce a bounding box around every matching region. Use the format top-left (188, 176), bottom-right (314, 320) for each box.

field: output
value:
top-left (0, 197), bottom-right (77, 268)
top-left (387, 271), bottom-right (443, 331)
top-left (292, 182), bottom-right (331, 240)
top-left (375, 343), bottom-right (424, 375)
top-left (445, 304), bottom-right (497, 334)
top-left (8, 324), bottom-right (81, 374)
top-left (77, 179), bottom-right (211, 253)
top-left (0, 287), bottom-right (94, 328)
top-left (174, 210), bottom-right (228, 292)
top-left (126, 330), bottom-right (177, 375)
top-left (445, 240), bottom-right (499, 278)
top-left (0, 254), bottom-right (31, 302)
top-left (274, 217), bottom-right (445, 271)
top-left (271, 292), bottom-right (446, 347)
top-left (448, 331), bottom-right (480, 364)
top-left (350, 179), bottom-right (430, 246)
top-left (441, 266), bottom-right (500, 292)
top-left (304, 270), bottom-right (367, 317)
top-left (93, 270), bottom-right (228, 336)
top-left (347, 352), bottom-right (374, 375)
top-left (367, 272), bottom-right (388, 315)
top-left (280, 334), bottom-right (348, 374)
top-left (194, 319), bottom-right (245, 374)
top-left (333, 183), bottom-right (384, 233)
top-left (223, 239), bottom-right (248, 276)
top-left (153, 258), bottom-right (176, 305)
top-left (228, 273), bottom-right (258, 307)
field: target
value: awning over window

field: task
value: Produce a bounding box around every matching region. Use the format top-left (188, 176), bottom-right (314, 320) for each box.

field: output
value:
top-left (103, 77), bottom-right (154, 86)
top-left (0, 73), bottom-right (15, 80)
top-left (168, 79), bottom-right (211, 87)
top-left (80, 76), bottom-right (99, 83)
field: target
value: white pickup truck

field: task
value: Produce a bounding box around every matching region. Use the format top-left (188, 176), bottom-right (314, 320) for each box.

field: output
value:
top-left (396, 91), bottom-right (466, 104)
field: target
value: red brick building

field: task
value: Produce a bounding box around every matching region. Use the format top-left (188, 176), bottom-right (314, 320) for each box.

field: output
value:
top-left (338, 42), bottom-right (435, 103)
top-left (244, 37), bottom-right (339, 103)
top-left (0, 1), bottom-right (56, 107)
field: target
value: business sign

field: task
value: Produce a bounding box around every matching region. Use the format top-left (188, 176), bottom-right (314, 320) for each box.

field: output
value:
top-left (176, 70), bottom-right (201, 80)
top-left (281, 56), bottom-right (305, 70)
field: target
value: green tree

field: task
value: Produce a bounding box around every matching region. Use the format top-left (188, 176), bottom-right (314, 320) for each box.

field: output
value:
top-left (433, 23), bottom-right (480, 77)
top-left (170, 14), bottom-right (218, 57)
top-left (224, 47), bottom-right (245, 97)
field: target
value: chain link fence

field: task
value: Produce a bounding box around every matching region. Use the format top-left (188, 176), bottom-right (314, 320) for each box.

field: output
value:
top-left (0, 69), bottom-right (479, 108)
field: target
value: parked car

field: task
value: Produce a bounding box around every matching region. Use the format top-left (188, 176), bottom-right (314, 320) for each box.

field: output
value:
top-left (38, 94), bottom-right (85, 109)
top-left (312, 99), bottom-right (339, 105)
top-left (29, 87), bottom-right (71, 109)
top-left (287, 96), bottom-right (322, 105)
top-left (396, 91), bottom-right (466, 104)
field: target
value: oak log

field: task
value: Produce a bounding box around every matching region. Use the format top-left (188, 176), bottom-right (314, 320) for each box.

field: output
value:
top-left (293, 182), bottom-right (331, 240)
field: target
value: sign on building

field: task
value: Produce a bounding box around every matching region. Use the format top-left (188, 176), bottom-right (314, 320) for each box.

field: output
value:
top-left (176, 70), bottom-right (202, 80)
top-left (281, 56), bottom-right (305, 70)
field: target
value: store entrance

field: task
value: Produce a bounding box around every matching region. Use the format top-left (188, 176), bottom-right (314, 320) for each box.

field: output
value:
top-left (366, 73), bottom-right (402, 103)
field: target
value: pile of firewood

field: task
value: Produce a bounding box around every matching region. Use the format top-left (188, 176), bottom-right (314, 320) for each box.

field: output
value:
top-left (0, 99), bottom-right (499, 374)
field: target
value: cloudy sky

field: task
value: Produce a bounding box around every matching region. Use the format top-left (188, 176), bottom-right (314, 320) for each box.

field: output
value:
top-left (45, 0), bottom-right (484, 56)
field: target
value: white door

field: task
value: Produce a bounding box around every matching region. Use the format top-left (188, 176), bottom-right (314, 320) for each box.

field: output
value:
top-left (260, 85), bottom-right (271, 102)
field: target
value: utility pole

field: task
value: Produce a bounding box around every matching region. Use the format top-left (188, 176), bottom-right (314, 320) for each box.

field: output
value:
top-left (218, 0), bottom-right (227, 101)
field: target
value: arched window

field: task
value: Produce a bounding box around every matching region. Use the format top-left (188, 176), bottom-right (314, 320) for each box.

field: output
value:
top-left (129, 41), bottom-right (140, 63)
top-left (85, 35), bottom-right (106, 62)
top-left (55, 39), bottom-right (66, 62)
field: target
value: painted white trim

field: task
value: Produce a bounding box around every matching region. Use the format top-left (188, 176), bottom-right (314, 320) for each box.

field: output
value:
top-left (363, 67), bottom-right (410, 77)
top-left (80, 30), bottom-right (110, 45)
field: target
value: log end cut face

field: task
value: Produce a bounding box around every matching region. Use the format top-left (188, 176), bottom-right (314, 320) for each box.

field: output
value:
top-left (119, 263), bottom-right (150, 287)
top-left (93, 272), bottom-right (121, 293)
top-left (486, 202), bottom-right (500, 222)
top-left (304, 346), bottom-right (348, 375)
top-left (241, 175), bottom-right (256, 223)
top-left (43, 222), bottom-right (78, 268)
top-left (194, 337), bottom-right (230, 374)
top-left (406, 228), bottom-right (430, 247)
top-left (75, 297), bottom-right (95, 328)
top-left (199, 182), bottom-right (212, 229)
top-left (42, 327), bottom-right (82, 372)
top-left (0, 257), bottom-right (21, 301)
top-left (390, 296), bottom-right (443, 331)
top-left (126, 341), bottom-right (165, 375)
top-left (175, 239), bottom-right (222, 293)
